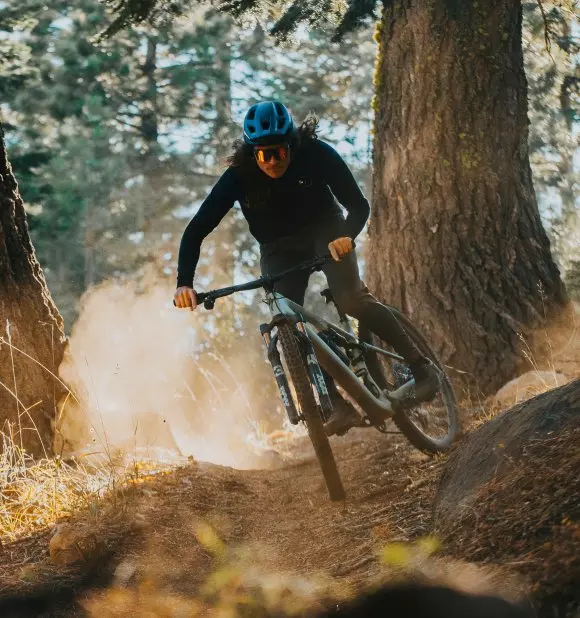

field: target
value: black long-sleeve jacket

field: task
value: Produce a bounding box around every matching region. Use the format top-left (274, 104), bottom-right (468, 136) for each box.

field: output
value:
top-left (176, 139), bottom-right (370, 287)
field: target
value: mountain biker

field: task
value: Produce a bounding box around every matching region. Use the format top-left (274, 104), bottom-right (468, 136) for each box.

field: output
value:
top-left (174, 101), bottom-right (438, 436)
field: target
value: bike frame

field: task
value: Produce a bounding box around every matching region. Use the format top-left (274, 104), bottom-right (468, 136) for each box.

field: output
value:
top-left (264, 291), bottom-right (418, 425)
top-left (189, 254), bottom-right (421, 426)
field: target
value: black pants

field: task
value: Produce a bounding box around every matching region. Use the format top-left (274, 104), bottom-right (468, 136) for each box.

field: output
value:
top-left (260, 216), bottom-right (423, 398)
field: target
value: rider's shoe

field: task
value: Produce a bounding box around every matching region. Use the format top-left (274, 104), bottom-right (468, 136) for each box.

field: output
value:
top-left (408, 358), bottom-right (440, 402)
top-left (324, 397), bottom-right (361, 437)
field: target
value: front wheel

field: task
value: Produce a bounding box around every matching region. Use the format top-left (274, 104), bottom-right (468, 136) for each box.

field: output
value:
top-left (277, 324), bottom-right (345, 500)
top-left (360, 307), bottom-right (460, 453)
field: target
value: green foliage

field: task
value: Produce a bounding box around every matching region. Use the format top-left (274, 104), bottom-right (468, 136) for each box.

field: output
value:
top-left (5, 3), bottom-right (242, 322)
top-left (332, 0), bottom-right (380, 42)
top-left (2, 0), bottom-right (375, 425)
top-left (97, 0), bottom-right (380, 42)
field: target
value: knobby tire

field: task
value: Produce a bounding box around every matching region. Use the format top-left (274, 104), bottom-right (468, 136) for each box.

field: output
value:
top-left (277, 324), bottom-right (345, 501)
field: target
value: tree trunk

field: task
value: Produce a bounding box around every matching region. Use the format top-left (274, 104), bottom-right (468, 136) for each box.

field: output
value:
top-left (557, 38), bottom-right (578, 279)
top-left (84, 203), bottom-right (95, 288)
top-left (137, 34), bottom-right (160, 234)
top-left (367, 0), bottom-right (568, 393)
top-left (212, 26), bottom-right (236, 288)
top-left (0, 123), bottom-right (66, 457)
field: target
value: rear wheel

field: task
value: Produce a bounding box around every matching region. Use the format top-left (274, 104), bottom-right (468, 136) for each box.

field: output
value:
top-left (277, 324), bottom-right (345, 500)
top-left (360, 307), bottom-right (460, 453)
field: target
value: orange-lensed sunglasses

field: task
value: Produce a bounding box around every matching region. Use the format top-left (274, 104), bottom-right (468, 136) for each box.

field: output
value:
top-left (254, 144), bottom-right (290, 164)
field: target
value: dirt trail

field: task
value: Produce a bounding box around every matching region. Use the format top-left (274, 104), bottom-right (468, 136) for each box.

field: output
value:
top-left (3, 309), bottom-right (579, 615)
top-left (116, 428), bottom-right (442, 588)
top-left (0, 427), bottom-right (447, 615)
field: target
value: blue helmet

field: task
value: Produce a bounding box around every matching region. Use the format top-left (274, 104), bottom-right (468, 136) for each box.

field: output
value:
top-left (243, 101), bottom-right (295, 146)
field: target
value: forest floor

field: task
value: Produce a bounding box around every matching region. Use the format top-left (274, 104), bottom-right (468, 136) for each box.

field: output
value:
top-left (0, 306), bottom-right (578, 617)
top-left (0, 427), bottom-right (453, 616)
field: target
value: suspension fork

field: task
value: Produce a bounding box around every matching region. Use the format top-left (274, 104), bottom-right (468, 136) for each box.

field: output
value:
top-left (295, 322), bottom-right (334, 416)
top-left (260, 316), bottom-right (334, 424)
top-left (260, 322), bottom-right (300, 424)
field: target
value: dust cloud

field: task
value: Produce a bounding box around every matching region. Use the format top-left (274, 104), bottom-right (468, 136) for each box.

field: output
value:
top-left (57, 276), bottom-right (286, 470)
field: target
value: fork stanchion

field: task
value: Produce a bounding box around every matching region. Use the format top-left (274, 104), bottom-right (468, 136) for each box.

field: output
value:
top-left (260, 323), bottom-right (300, 425)
top-left (296, 322), bottom-right (334, 416)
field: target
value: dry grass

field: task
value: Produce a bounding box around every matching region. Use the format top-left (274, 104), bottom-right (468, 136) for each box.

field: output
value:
top-left (0, 422), bottom-right (179, 543)
top-left (439, 419), bottom-right (580, 609)
top-left (457, 303), bottom-right (579, 433)
top-left (1, 433), bottom-right (105, 541)
top-left (0, 316), bottom-right (272, 543)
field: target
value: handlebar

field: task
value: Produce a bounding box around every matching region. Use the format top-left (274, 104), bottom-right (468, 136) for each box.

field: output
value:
top-left (174, 253), bottom-right (335, 311)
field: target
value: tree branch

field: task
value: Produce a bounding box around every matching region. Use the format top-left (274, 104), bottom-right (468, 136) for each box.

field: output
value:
top-left (332, 0), bottom-right (379, 42)
top-left (536, 0), bottom-right (552, 53)
top-left (112, 116), bottom-right (141, 131)
top-left (97, 0), bottom-right (378, 40)
top-left (270, 0), bottom-right (338, 40)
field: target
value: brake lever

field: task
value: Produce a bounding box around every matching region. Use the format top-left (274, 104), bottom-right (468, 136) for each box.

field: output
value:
top-left (190, 291), bottom-right (214, 310)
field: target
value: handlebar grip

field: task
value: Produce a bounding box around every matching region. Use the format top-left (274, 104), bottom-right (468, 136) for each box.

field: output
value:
top-left (172, 291), bottom-right (205, 308)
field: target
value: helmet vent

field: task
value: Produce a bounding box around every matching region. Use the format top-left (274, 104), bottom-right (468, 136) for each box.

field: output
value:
top-left (243, 101), bottom-right (294, 145)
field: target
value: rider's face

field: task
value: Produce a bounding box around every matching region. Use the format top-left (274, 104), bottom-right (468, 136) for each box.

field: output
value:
top-left (254, 144), bottom-right (291, 179)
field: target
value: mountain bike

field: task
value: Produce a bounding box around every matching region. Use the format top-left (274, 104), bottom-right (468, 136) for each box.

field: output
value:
top-left (185, 255), bottom-right (460, 501)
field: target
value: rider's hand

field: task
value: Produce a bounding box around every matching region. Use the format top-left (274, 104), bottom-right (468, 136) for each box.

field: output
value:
top-left (174, 286), bottom-right (198, 310)
top-left (328, 237), bottom-right (353, 262)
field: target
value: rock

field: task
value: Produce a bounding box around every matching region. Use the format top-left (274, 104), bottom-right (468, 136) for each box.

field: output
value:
top-left (113, 559), bottom-right (137, 586)
top-left (493, 370), bottom-right (570, 409)
top-left (434, 380), bottom-right (580, 610)
top-left (49, 523), bottom-right (100, 566)
top-left (434, 378), bottom-right (580, 524)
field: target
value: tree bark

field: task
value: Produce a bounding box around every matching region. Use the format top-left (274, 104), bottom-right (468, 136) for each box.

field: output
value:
top-left (0, 122), bottom-right (66, 457)
top-left (212, 24), bottom-right (237, 288)
top-left (367, 0), bottom-right (568, 394)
